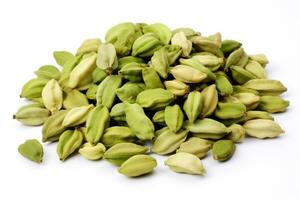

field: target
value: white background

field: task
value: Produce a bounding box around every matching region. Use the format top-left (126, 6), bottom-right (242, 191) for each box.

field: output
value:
top-left (1, 0), bottom-right (299, 199)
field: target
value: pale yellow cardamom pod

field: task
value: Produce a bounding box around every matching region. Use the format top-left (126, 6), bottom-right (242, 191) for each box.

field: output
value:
top-left (171, 31), bottom-right (192, 57)
top-left (201, 84), bottom-right (218, 117)
top-left (243, 119), bottom-right (284, 139)
top-left (96, 43), bottom-right (118, 72)
top-left (79, 143), bottom-right (106, 160)
top-left (165, 152), bottom-right (205, 175)
top-left (62, 104), bottom-right (94, 127)
top-left (164, 79), bottom-right (190, 96)
top-left (170, 65), bottom-right (207, 83)
top-left (76, 38), bottom-right (101, 55)
top-left (176, 137), bottom-right (212, 158)
top-left (42, 79), bottom-right (63, 114)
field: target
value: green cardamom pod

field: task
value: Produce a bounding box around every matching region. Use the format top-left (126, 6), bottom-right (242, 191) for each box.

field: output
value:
top-left (221, 40), bottom-right (242, 56)
top-left (62, 104), bottom-right (94, 127)
top-left (165, 152), bottom-right (205, 175)
top-left (191, 36), bottom-right (223, 57)
top-left (92, 67), bottom-right (108, 83)
top-left (18, 139), bottom-right (43, 163)
top-left (101, 126), bottom-right (136, 147)
top-left (215, 71), bottom-right (233, 95)
top-left (104, 142), bottom-right (148, 166)
top-left (243, 119), bottom-right (284, 139)
top-left (105, 22), bottom-right (142, 56)
top-left (226, 124), bottom-right (246, 143)
top-left (79, 142), bottom-right (106, 160)
top-left (179, 57), bottom-right (216, 81)
top-left (136, 88), bottom-right (174, 110)
top-left (232, 85), bottom-right (259, 95)
top-left (86, 84), bottom-right (98, 100)
top-left (143, 23), bottom-right (172, 44)
top-left (118, 56), bottom-right (145, 69)
top-left (57, 129), bottom-right (83, 161)
top-left (96, 43), bottom-right (118, 72)
top-left (171, 31), bottom-right (192, 57)
top-left (249, 54), bottom-right (269, 67)
top-left (68, 53), bottom-right (97, 89)
top-left (208, 32), bottom-right (222, 48)
top-left (96, 75), bottom-right (122, 109)
top-left (42, 79), bottom-right (63, 114)
top-left (132, 33), bottom-right (163, 57)
top-left (183, 91), bottom-right (203, 123)
top-left (14, 103), bottom-right (50, 126)
top-left (164, 79), bottom-right (190, 96)
top-left (191, 53), bottom-right (224, 71)
top-left (152, 110), bottom-right (166, 125)
top-left (212, 140), bottom-right (235, 161)
top-left (201, 84), bottom-right (218, 117)
top-left (20, 78), bottom-right (49, 100)
top-left (42, 110), bottom-right (68, 142)
top-left (142, 67), bottom-right (164, 89)
top-left (244, 60), bottom-right (266, 78)
top-left (85, 105), bottom-right (110, 144)
top-left (116, 82), bottom-right (145, 103)
top-left (76, 38), bottom-right (101, 55)
top-left (170, 65), bottom-right (207, 83)
top-left (243, 79), bottom-right (287, 96)
top-left (125, 103), bottom-right (155, 140)
top-left (225, 48), bottom-right (248, 69)
top-left (119, 62), bottom-right (146, 82)
top-left (152, 128), bottom-right (188, 155)
top-left (184, 118), bottom-right (229, 139)
top-left (63, 89), bottom-right (89, 109)
top-left (176, 137), bottom-right (212, 158)
top-left (163, 44), bottom-right (182, 65)
top-left (110, 103), bottom-right (126, 122)
top-left (34, 65), bottom-right (61, 80)
top-left (258, 96), bottom-right (289, 113)
top-left (172, 27), bottom-right (198, 38)
top-left (53, 51), bottom-right (75, 67)
top-left (164, 105), bottom-right (184, 133)
top-left (230, 66), bottom-right (256, 85)
top-left (118, 154), bottom-right (157, 177)
top-left (149, 48), bottom-right (169, 79)
top-left (215, 102), bottom-right (246, 119)
top-left (232, 92), bottom-right (260, 110)
top-left (239, 110), bottom-right (274, 123)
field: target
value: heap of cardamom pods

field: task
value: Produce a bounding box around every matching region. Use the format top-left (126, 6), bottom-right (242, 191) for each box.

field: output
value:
top-left (14, 22), bottom-right (289, 177)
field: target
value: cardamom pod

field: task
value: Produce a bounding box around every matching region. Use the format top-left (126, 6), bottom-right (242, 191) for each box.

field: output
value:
top-left (14, 103), bottom-right (50, 126)
top-left (136, 88), bottom-right (174, 110)
top-left (201, 84), bottom-right (218, 117)
top-left (171, 31), bottom-right (192, 57)
top-left (118, 154), bottom-right (157, 177)
top-left (34, 65), bottom-right (61, 80)
top-left (149, 48), bottom-right (169, 79)
top-left (110, 103), bottom-right (126, 122)
top-left (20, 78), bottom-right (49, 99)
top-left (226, 124), bottom-right (246, 143)
top-left (176, 137), bottom-right (212, 158)
top-left (53, 51), bottom-right (75, 67)
top-left (62, 104), bottom-right (94, 127)
top-left (79, 142), bottom-right (106, 160)
top-left (221, 40), bottom-right (241, 56)
top-left (244, 60), bottom-right (266, 78)
top-left (132, 33), bottom-right (163, 57)
top-left (124, 103), bottom-right (154, 140)
top-left (232, 92), bottom-right (260, 110)
top-left (96, 43), bottom-right (118, 72)
top-left (239, 110), bottom-right (274, 123)
top-left (225, 48), bottom-right (248, 69)
top-left (191, 36), bottom-right (223, 57)
top-left (183, 91), bottom-right (203, 123)
top-left (164, 105), bottom-right (184, 133)
top-left (118, 56), bottom-right (145, 69)
top-left (184, 118), bottom-right (229, 139)
top-left (243, 119), bottom-right (284, 139)
top-left (42, 110), bottom-right (68, 142)
top-left (215, 102), bottom-right (246, 119)
top-left (76, 38), bottom-right (101, 55)
top-left (85, 105), bottom-right (110, 144)
top-left (152, 110), bottom-right (166, 125)
top-left (165, 152), bottom-right (205, 175)
top-left (170, 65), bottom-right (207, 83)
top-left (215, 72), bottom-right (233, 95)
top-left (212, 140), bottom-right (235, 161)
top-left (42, 79), bottom-right (63, 114)
top-left (243, 79), bottom-right (287, 96)
top-left (249, 54), bottom-right (269, 67)
top-left (152, 128), bottom-right (188, 155)
top-left (163, 44), bottom-right (182, 65)
top-left (143, 23), bottom-right (172, 44)
top-left (18, 139), bottom-right (43, 163)
top-left (57, 129), bottom-right (83, 161)
top-left (119, 62), bottom-right (146, 82)
top-left (230, 65), bottom-right (256, 84)
top-left (191, 53), bottom-right (224, 72)
top-left (164, 79), bottom-right (190, 96)
top-left (86, 84), bottom-right (98, 100)
top-left (101, 126), bottom-right (136, 147)
top-left (258, 95), bottom-right (289, 113)
top-left (92, 67), bottom-right (108, 83)
top-left (96, 75), bottom-right (122, 109)
top-left (116, 82), bottom-right (145, 103)
top-left (63, 89), bottom-right (89, 109)
top-left (142, 67), bottom-right (164, 89)
top-left (104, 142), bottom-right (148, 166)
